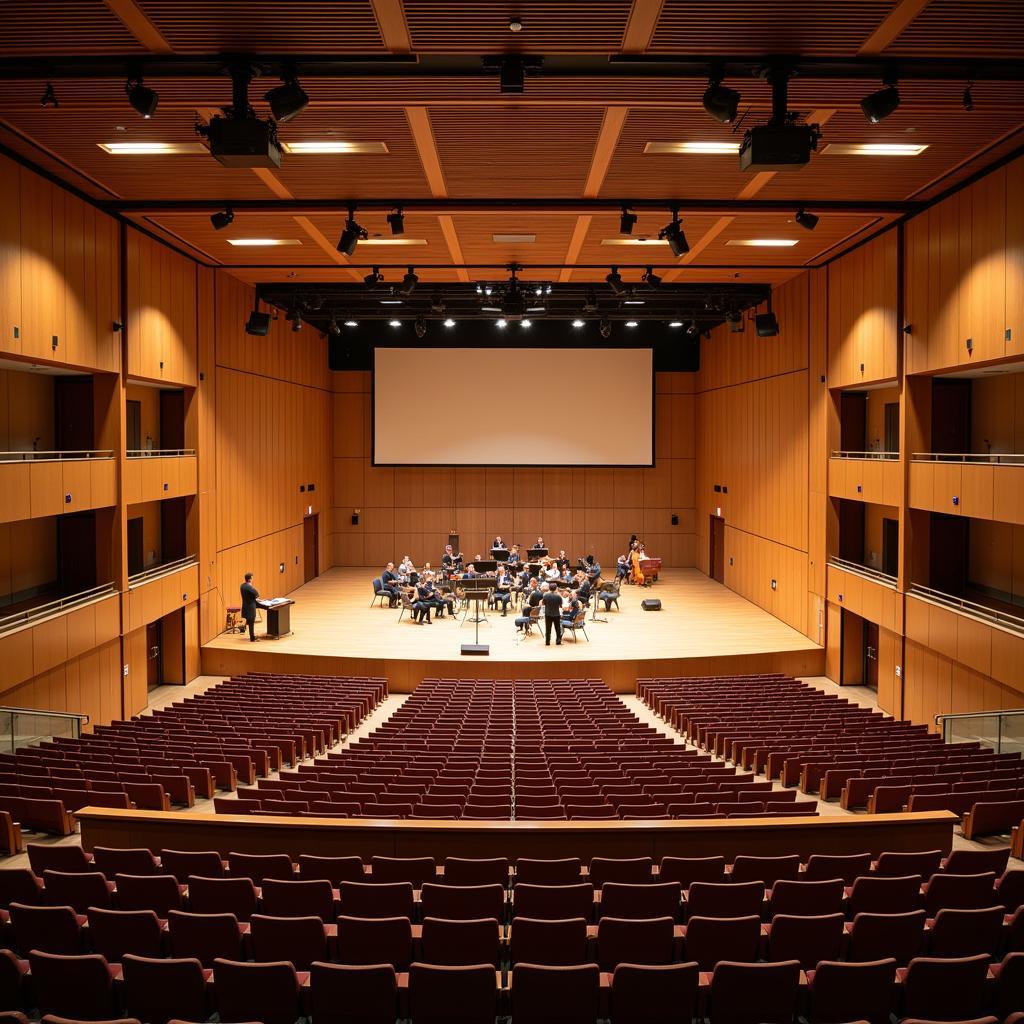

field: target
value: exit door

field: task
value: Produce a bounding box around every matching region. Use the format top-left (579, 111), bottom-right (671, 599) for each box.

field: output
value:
top-left (145, 620), bottom-right (162, 691)
top-left (709, 515), bottom-right (725, 583)
top-left (864, 621), bottom-right (880, 690)
top-left (303, 514), bottom-right (319, 583)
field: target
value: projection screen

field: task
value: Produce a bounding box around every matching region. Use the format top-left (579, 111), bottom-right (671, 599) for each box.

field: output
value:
top-left (373, 347), bottom-right (653, 466)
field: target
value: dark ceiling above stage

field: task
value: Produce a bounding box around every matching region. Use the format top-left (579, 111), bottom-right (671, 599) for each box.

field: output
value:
top-left (0, 0), bottom-right (1020, 292)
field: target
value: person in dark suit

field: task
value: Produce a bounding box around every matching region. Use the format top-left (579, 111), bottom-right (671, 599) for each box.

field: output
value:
top-left (542, 582), bottom-right (564, 646)
top-left (240, 572), bottom-right (259, 642)
top-left (381, 562), bottom-right (401, 607)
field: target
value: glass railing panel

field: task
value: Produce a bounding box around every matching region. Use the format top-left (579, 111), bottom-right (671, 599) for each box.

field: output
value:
top-left (909, 584), bottom-right (1024, 636)
top-left (128, 555), bottom-right (198, 588)
top-left (0, 583), bottom-right (117, 636)
top-left (999, 714), bottom-right (1024, 758)
top-left (911, 452), bottom-right (1024, 465)
top-left (0, 450), bottom-right (114, 463)
top-left (827, 556), bottom-right (897, 587)
top-left (0, 708), bottom-right (88, 752)
top-left (126, 449), bottom-right (195, 458)
top-left (830, 451), bottom-right (899, 460)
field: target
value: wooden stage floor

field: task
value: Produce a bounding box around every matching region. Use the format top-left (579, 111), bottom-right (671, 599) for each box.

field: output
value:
top-left (202, 567), bottom-right (823, 691)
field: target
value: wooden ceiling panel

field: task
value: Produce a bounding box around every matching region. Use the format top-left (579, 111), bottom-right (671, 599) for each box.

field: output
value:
top-left (135, 1), bottom-right (387, 53)
top-left (884, 0), bottom-right (1024, 57)
top-left (227, 266), bottom-right (466, 286)
top-left (272, 107), bottom-right (432, 198)
top-left (571, 211), bottom-right (721, 268)
top-left (401, 1), bottom-right (635, 52)
top-left (428, 105), bottom-right (608, 197)
top-left (0, 2), bottom-right (145, 55)
top-left (648, 0), bottom-right (898, 54)
top-left (305, 209), bottom-right (453, 257)
top-left (450, 213), bottom-right (581, 274)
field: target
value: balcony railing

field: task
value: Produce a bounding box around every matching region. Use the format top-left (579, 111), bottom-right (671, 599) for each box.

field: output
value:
top-left (0, 450), bottom-right (114, 463)
top-left (935, 709), bottom-right (1024, 756)
top-left (128, 554), bottom-right (197, 589)
top-left (126, 448), bottom-right (195, 459)
top-left (828, 556), bottom-right (897, 588)
top-left (909, 583), bottom-right (1024, 636)
top-left (0, 582), bottom-right (117, 636)
top-left (911, 452), bottom-right (1024, 465)
top-left (0, 707), bottom-right (90, 752)
top-left (830, 450), bottom-right (899, 460)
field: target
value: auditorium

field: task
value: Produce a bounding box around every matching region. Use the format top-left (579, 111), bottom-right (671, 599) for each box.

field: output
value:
top-left (0, 2), bottom-right (1022, 1021)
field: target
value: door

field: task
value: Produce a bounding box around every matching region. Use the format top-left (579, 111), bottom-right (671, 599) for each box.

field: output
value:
top-left (56, 511), bottom-right (96, 595)
top-left (884, 402), bottom-right (900, 454)
top-left (882, 518), bottom-right (899, 577)
top-left (126, 400), bottom-right (142, 453)
top-left (303, 513), bottom-right (319, 583)
top-left (127, 516), bottom-right (144, 576)
top-left (159, 389), bottom-right (185, 451)
top-left (160, 497), bottom-right (187, 562)
top-left (838, 500), bottom-right (866, 563)
top-left (709, 515), bottom-right (725, 583)
top-left (864, 621), bottom-right (880, 690)
top-left (840, 392), bottom-right (867, 452)
top-left (930, 514), bottom-right (969, 596)
top-left (54, 376), bottom-right (94, 452)
top-left (931, 379), bottom-right (971, 454)
top-left (145, 620), bottom-right (162, 691)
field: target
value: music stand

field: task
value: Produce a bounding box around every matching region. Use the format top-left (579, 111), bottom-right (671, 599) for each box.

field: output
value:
top-left (460, 578), bottom-right (496, 656)
top-left (492, 548), bottom-right (509, 561)
top-left (474, 560), bottom-right (498, 574)
top-left (530, 547), bottom-right (549, 558)
top-left (590, 580), bottom-right (609, 624)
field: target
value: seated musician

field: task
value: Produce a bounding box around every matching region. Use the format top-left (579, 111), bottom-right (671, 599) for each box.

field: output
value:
top-left (532, 536), bottom-right (545, 551)
top-left (576, 572), bottom-right (594, 605)
top-left (426, 573), bottom-right (455, 618)
top-left (561, 590), bottom-right (582, 627)
top-left (381, 562), bottom-right (402, 607)
top-left (399, 554), bottom-right (415, 577)
top-left (413, 579), bottom-right (434, 624)
top-left (492, 566), bottom-right (512, 616)
top-left (542, 559), bottom-right (560, 581)
top-left (507, 543), bottom-right (521, 566)
top-left (461, 563), bottom-right (478, 579)
top-left (616, 554), bottom-right (629, 580)
top-left (555, 549), bottom-right (570, 571)
top-left (492, 535), bottom-right (506, 551)
top-left (585, 554), bottom-right (601, 580)
top-left (441, 544), bottom-right (462, 571)
top-left (515, 580), bottom-right (543, 632)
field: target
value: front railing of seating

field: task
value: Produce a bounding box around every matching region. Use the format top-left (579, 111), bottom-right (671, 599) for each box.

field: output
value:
top-left (128, 554), bottom-right (198, 589)
top-left (0, 450), bottom-right (114, 463)
top-left (911, 451), bottom-right (1024, 465)
top-left (126, 448), bottom-right (196, 458)
top-left (827, 555), bottom-right (897, 588)
top-left (0, 706), bottom-right (89, 752)
top-left (909, 583), bottom-right (1024, 636)
top-left (829, 450), bottom-right (899, 460)
top-left (935, 709), bottom-right (1024, 757)
top-left (0, 582), bottom-right (118, 637)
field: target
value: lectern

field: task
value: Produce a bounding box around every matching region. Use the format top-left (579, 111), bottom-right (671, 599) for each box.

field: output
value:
top-left (257, 598), bottom-right (294, 639)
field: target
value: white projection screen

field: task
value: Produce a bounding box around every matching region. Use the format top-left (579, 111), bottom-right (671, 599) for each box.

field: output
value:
top-left (374, 347), bottom-right (654, 466)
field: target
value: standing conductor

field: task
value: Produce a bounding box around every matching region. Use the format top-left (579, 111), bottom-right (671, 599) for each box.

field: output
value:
top-left (240, 572), bottom-right (259, 642)
top-left (542, 581), bottom-right (564, 646)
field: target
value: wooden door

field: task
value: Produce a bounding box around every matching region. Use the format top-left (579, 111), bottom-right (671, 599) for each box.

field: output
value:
top-left (882, 518), bottom-right (899, 577)
top-left (54, 376), bottom-right (94, 451)
top-left (838, 500), bottom-right (866, 563)
top-left (840, 392), bottom-right (867, 452)
top-left (126, 400), bottom-right (142, 453)
top-left (161, 497), bottom-right (187, 562)
top-left (709, 515), bottom-right (725, 583)
top-left (929, 514), bottom-right (968, 596)
top-left (19, 169), bottom-right (63, 361)
top-left (0, 156), bottom-right (21, 354)
top-left (884, 403), bottom-right (900, 454)
top-left (864, 621), bottom-right (880, 690)
top-left (57, 511), bottom-right (96, 595)
top-left (127, 516), bottom-right (144, 576)
top-left (145, 620), bottom-right (161, 691)
top-left (303, 514), bottom-right (319, 583)
top-left (159, 390), bottom-right (185, 450)
top-left (931, 380), bottom-right (971, 454)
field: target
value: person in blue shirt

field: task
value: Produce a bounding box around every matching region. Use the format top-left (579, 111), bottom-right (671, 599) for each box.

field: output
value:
top-left (492, 567), bottom-right (512, 616)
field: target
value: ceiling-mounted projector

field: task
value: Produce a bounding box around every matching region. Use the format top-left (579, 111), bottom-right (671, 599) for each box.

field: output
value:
top-left (202, 114), bottom-right (282, 168)
top-left (739, 123), bottom-right (818, 171)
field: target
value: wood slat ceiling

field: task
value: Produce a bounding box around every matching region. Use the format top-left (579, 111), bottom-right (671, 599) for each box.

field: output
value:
top-left (0, 2), bottom-right (144, 55)
top-left (886, 0), bottom-right (1024, 56)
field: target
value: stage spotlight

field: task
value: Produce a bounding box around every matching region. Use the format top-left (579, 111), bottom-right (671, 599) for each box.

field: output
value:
top-left (795, 207), bottom-right (819, 231)
top-left (641, 266), bottom-right (662, 288)
top-left (289, 309), bottom-right (303, 332)
top-left (387, 208), bottom-right (405, 235)
top-left (400, 267), bottom-right (419, 295)
top-left (599, 319), bottom-right (612, 339)
top-left (572, 319), bottom-right (585, 328)
top-left (126, 77), bottom-right (159, 119)
top-left (860, 82), bottom-right (900, 123)
top-left (619, 206), bottom-right (637, 234)
top-left (344, 319), bottom-right (358, 327)
top-left (210, 207), bottom-right (234, 231)
top-left (669, 320), bottom-right (683, 328)
top-left (686, 320), bottom-right (699, 337)
top-left (962, 82), bottom-right (974, 111)
top-left (702, 78), bottom-right (741, 124)
top-left (726, 309), bottom-right (744, 333)
top-left (40, 82), bottom-right (59, 108)
top-left (755, 311), bottom-right (780, 337)
top-left (443, 317), bottom-right (456, 328)
top-left (264, 76), bottom-right (309, 123)
top-left (363, 266), bottom-right (383, 286)
top-left (625, 320), bottom-right (638, 328)
top-left (520, 319), bottom-right (532, 329)
top-left (496, 318), bottom-right (508, 329)
top-left (337, 206), bottom-right (367, 256)
top-left (328, 317), bottom-right (340, 335)
top-left (606, 267), bottom-right (625, 295)
top-left (660, 214), bottom-right (689, 257)
top-left (388, 319), bottom-right (402, 328)
top-left (245, 295), bottom-right (271, 336)
top-left (414, 317), bottom-right (427, 339)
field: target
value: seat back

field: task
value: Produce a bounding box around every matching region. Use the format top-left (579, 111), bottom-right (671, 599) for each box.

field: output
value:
top-left (686, 881), bottom-right (764, 919)
top-left (297, 854), bottom-right (364, 885)
top-left (338, 881), bottom-right (414, 919)
top-left (114, 874), bottom-right (183, 917)
top-left (509, 916), bottom-right (589, 966)
top-left (709, 959), bottom-right (800, 1024)
top-left (249, 914), bottom-right (328, 971)
top-left (335, 915), bottom-right (414, 971)
top-left (610, 962), bottom-right (700, 1024)
top-left (596, 915), bottom-right (674, 971)
top-left (308, 962), bottom-right (398, 1024)
top-left (807, 958), bottom-right (897, 1024)
top-left (902, 954), bottom-right (991, 1021)
top-left (212, 958), bottom-right (301, 1024)
top-left (28, 952), bottom-right (116, 1020)
top-left (186, 875), bottom-right (258, 920)
top-left (600, 882), bottom-right (681, 920)
top-left (409, 962), bottom-right (498, 1024)
top-left (9, 902), bottom-right (81, 956)
top-left (511, 963), bottom-right (599, 1024)
top-left (765, 913), bottom-right (844, 971)
top-left (513, 883), bottom-right (594, 921)
top-left (684, 915), bottom-right (762, 972)
top-left (260, 878), bottom-right (334, 921)
top-left (420, 916), bottom-right (501, 967)
top-left (121, 953), bottom-right (208, 1024)
top-left (86, 908), bottom-right (163, 961)
top-left (167, 910), bottom-right (245, 967)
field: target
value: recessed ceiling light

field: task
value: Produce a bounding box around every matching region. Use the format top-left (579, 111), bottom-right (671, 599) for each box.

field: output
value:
top-left (98, 141), bottom-right (207, 155)
top-left (644, 141), bottom-right (741, 155)
top-left (571, 319), bottom-right (585, 328)
top-left (443, 318), bottom-right (456, 328)
top-left (496, 319), bottom-right (508, 329)
top-left (280, 141), bottom-right (389, 154)
top-left (520, 319), bottom-right (532, 329)
top-left (358, 238), bottom-right (428, 246)
top-left (822, 142), bottom-right (928, 156)
top-left (388, 319), bottom-right (402, 328)
top-left (602, 238), bottom-right (669, 246)
top-left (379, 300), bottom-right (403, 305)
top-left (624, 300), bottom-right (646, 305)
top-left (625, 320), bottom-right (639, 328)
top-left (726, 239), bottom-right (799, 247)
top-left (344, 320), bottom-right (358, 327)
top-left (492, 233), bottom-right (536, 243)
top-left (226, 238), bottom-right (303, 246)
top-left (669, 321), bottom-right (684, 328)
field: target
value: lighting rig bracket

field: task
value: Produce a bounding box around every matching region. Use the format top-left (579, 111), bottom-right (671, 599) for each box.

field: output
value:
top-left (195, 60), bottom-right (282, 168)
top-left (740, 63), bottom-right (821, 172)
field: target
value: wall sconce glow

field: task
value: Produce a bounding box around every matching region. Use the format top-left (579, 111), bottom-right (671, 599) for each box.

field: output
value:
top-left (726, 239), bottom-right (800, 247)
top-left (98, 141), bottom-right (207, 155)
top-left (280, 141), bottom-right (389, 154)
top-left (227, 238), bottom-right (303, 246)
top-left (822, 143), bottom-right (929, 156)
top-left (644, 141), bottom-right (741, 155)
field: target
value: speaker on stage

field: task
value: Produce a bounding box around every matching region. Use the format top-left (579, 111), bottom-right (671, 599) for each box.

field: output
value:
top-left (641, 598), bottom-right (662, 611)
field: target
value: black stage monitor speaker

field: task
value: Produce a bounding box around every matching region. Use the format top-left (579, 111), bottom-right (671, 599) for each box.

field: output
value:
top-left (641, 598), bottom-right (662, 611)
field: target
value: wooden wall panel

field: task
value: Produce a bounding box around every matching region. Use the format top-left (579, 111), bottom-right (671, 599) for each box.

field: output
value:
top-left (330, 370), bottom-right (697, 570)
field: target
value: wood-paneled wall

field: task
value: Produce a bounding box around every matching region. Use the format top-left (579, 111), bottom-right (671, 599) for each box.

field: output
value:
top-left (329, 371), bottom-right (696, 571)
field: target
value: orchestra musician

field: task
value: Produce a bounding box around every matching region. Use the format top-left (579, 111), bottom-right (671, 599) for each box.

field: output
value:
top-left (561, 590), bottom-right (582, 630)
top-left (399, 555), bottom-right (415, 576)
top-left (462, 563), bottom-right (479, 579)
top-left (442, 544), bottom-right (462, 571)
top-left (532, 537), bottom-right (545, 551)
top-left (556, 549), bottom-right (570, 571)
top-left (507, 544), bottom-right (522, 566)
top-left (381, 562), bottom-right (402, 608)
top-left (413, 578), bottom-right (434, 624)
top-left (491, 535), bottom-right (506, 550)
top-left (629, 540), bottom-right (645, 586)
top-left (492, 566), bottom-right (512, 616)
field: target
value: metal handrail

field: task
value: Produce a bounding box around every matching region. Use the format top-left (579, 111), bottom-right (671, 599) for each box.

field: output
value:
top-left (909, 583), bottom-right (1024, 634)
top-left (128, 554), bottom-right (197, 588)
top-left (911, 452), bottom-right (1024, 464)
top-left (935, 709), bottom-right (1024, 723)
top-left (830, 450), bottom-right (899, 460)
top-left (126, 449), bottom-right (196, 458)
top-left (0, 582), bottom-right (117, 636)
top-left (827, 556), bottom-right (897, 588)
top-left (0, 707), bottom-right (90, 724)
top-left (0, 450), bottom-right (114, 463)
top-left (934, 708), bottom-right (1024, 753)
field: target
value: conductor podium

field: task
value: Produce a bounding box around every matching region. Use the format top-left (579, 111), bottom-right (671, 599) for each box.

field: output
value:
top-left (257, 598), bottom-right (294, 639)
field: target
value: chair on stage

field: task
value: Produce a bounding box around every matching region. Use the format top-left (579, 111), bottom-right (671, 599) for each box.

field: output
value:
top-left (599, 579), bottom-right (621, 612)
top-left (563, 611), bottom-right (589, 643)
top-left (397, 592), bottom-right (418, 624)
top-left (370, 577), bottom-right (392, 608)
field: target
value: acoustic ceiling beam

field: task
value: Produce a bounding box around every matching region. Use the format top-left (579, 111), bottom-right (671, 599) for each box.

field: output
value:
top-left (2, 53), bottom-right (1021, 81)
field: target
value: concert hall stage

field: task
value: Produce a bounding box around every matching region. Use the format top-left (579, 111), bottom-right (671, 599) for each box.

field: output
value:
top-left (201, 567), bottom-right (823, 691)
